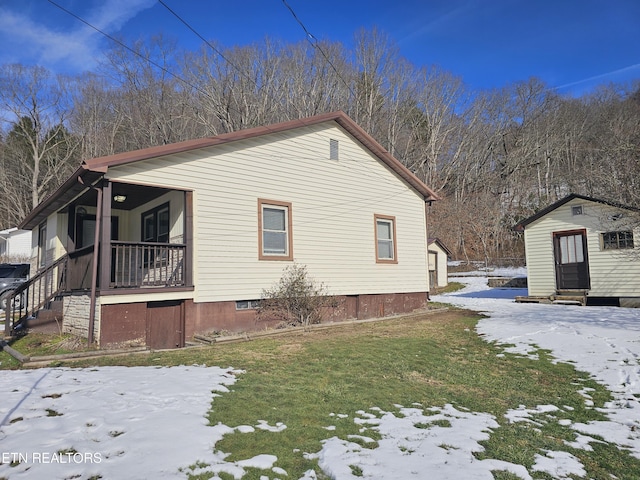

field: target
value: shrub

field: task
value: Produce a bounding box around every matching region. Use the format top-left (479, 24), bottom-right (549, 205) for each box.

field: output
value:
top-left (257, 264), bottom-right (333, 328)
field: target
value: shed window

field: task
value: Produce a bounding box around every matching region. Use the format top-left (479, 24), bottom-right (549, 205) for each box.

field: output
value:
top-left (602, 231), bottom-right (634, 250)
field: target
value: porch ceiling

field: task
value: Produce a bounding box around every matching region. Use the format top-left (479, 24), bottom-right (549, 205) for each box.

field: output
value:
top-left (79, 182), bottom-right (171, 211)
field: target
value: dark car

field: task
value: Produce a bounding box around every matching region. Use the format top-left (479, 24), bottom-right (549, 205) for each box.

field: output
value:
top-left (0, 263), bottom-right (30, 309)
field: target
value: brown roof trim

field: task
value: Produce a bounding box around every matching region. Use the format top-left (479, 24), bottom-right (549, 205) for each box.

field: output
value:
top-left (19, 166), bottom-right (105, 230)
top-left (21, 112), bottom-right (438, 230)
top-left (84, 111), bottom-right (439, 202)
top-left (513, 193), bottom-right (640, 232)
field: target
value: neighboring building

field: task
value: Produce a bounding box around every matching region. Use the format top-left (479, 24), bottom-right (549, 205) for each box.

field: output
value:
top-left (15, 112), bottom-right (439, 347)
top-left (0, 228), bottom-right (31, 261)
top-left (428, 238), bottom-right (452, 291)
top-left (513, 193), bottom-right (640, 307)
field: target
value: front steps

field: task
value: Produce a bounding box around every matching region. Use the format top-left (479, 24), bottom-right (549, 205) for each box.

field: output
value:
top-left (17, 299), bottom-right (64, 334)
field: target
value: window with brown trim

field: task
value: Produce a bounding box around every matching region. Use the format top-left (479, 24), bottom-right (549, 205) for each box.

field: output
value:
top-left (258, 199), bottom-right (293, 261)
top-left (375, 214), bottom-right (397, 264)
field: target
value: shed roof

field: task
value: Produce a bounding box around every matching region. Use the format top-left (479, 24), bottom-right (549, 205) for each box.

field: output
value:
top-left (428, 237), bottom-right (453, 256)
top-left (513, 193), bottom-right (640, 232)
top-left (20, 111), bottom-right (439, 230)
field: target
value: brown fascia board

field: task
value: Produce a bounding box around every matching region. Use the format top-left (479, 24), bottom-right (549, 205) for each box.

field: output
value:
top-left (512, 193), bottom-right (640, 232)
top-left (83, 111), bottom-right (440, 203)
top-left (19, 165), bottom-right (106, 230)
top-left (21, 112), bottom-right (439, 231)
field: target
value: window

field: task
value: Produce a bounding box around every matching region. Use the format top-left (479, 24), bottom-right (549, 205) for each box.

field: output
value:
top-left (330, 138), bottom-right (339, 160)
top-left (236, 300), bottom-right (261, 310)
top-left (375, 214), bottom-right (397, 263)
top-left (602, 231), bottom-right (634, 250)
top-left (558, 234), bottom-right (584, 264)
top-left (142, 203), bottom-right (170, 243)
top-left (258, 199), bottom-right (293, 260)
top-left (141, 203), bottom-right (170, 266)
top-left (571, 205), bottom-right (583, 216)
top-left (37, 221), bottom-right (47, 268)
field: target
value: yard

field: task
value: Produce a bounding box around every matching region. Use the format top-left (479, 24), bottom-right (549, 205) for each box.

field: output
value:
top-left (1, 271), bottom-right (640, 479)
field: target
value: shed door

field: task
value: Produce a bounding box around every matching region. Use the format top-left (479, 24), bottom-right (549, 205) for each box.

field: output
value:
top-left (553, 230), bottom-right (590, 290)
top-left (428, 250), bottom-right (438, 290)
top-left (146, 300), bottom-right (185, 349)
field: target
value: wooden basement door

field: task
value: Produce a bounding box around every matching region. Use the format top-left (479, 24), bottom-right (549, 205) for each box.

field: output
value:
top-left (146, 300), bottom-right (185, 349)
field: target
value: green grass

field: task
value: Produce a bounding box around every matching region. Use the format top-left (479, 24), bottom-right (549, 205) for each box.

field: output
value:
top-left (2, 309), bottom-right (639, 479)
top-left (434, 281), bottom-right (466, 294)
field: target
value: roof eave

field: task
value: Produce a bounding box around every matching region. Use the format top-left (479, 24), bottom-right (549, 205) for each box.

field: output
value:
top-left (83, 111), bottom-right (439, 203)
top-left (513, 193), bottom-right (640, 231)
top-left (19, 165), bottom-right (106, 230)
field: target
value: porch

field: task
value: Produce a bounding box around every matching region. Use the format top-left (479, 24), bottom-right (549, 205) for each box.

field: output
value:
top-left (4, 178), bottom-right (193, 338)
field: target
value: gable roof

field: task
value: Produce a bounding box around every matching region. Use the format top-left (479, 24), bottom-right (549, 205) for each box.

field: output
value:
top-left (513, 193), bottom-right (640, 232)
top-left (20, 111), bottom-right (439, 230)
top-left (428, 237), bottom-right (453, 256)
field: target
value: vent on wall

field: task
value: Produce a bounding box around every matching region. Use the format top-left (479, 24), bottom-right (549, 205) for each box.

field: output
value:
top-left (330, 138), bottom-right (339, 160)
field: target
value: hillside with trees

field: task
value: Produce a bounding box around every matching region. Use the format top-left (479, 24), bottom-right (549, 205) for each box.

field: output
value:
top-left (1, 29), bottom-right (638, 263)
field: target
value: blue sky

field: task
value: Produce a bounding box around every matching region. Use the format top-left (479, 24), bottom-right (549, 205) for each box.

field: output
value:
top-left (0, 0), bottom-right (638, 96)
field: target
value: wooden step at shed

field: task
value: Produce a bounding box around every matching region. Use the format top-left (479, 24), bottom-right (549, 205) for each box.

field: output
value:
top-left (551, 295), bottom-right (586, 306)
top-left (515, 296), bottom-right (552, 304)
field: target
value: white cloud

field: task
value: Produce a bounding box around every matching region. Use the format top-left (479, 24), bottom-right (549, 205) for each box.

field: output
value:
top-left (0, 0), bottom-right (156, 73)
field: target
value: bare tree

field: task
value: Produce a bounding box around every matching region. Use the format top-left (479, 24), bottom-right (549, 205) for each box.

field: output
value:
top-left (0, 64), bottom-right (79, 219)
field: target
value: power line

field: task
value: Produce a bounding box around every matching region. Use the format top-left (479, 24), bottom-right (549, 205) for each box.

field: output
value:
top-left (45, 0), bottom-right (419, 192)
top-left (46, 0), bottom-right (213, 101)
top-left (156, 0), bottom-right (250, 85)
top-left (280, 0), bottom-right (356, 100)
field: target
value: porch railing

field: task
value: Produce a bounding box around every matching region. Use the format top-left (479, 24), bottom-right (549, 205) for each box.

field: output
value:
top-left (111, 241), bottom-right (186, 288)
top-left (3, 255), bottom-right (68, 334)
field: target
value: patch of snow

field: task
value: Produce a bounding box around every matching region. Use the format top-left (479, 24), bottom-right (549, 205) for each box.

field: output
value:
top-left (532, 450), bottom-right (586, 479)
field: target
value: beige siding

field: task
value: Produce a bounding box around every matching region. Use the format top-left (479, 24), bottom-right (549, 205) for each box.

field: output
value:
top-left (127, 190), bottom-right (184, 242)
top-left (428, 244), bottom-right (449, 287)
top-left (525, 197), bottom-right (640, 297)
top-left (105, 122), bottom-right (429, 303)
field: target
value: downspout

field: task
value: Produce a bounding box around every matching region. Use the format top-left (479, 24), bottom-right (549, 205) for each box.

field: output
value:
top-left (425, 199), bottom-right (434, 300)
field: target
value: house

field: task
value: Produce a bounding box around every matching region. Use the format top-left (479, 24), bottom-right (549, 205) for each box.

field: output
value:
top-left (11, 112), bottom-right (439, 348)
top-left (513, 193), bottom-right (640, 307)
top-left (0, 228), bottom-right (31, 262)
top-left (427, 238), bottom-right (452, 291)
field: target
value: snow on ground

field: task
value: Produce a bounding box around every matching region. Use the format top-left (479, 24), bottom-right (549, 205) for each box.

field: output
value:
top-left (1, 270), bottom-right (640, 479)
top-left (439, 269), bottom-right (640, 458)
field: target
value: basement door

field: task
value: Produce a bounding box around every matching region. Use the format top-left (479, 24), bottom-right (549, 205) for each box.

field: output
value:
top-left (553, 230), bottom-right (590, 290)
top-left (146, 300), bottom-right (185, 349)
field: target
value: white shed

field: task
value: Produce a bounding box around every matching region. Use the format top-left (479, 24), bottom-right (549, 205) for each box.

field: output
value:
top-left (428, 238), bottom-right (452, 291)
top-left (514, 194), bottom-right (640, 307)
